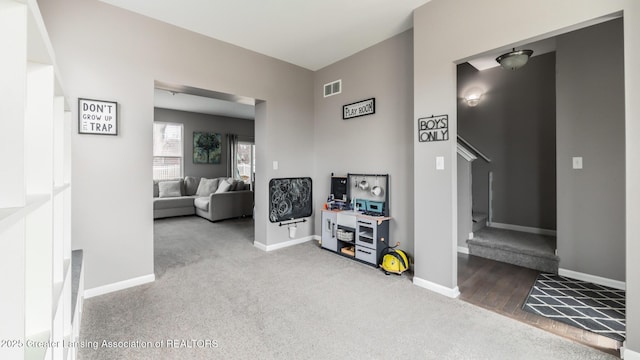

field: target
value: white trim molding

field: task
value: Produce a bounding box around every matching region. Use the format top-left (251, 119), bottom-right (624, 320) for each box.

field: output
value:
top-left (456, 143), bottom-right (477, 162)
top-left (254, 236), bottom-right (314, 252)
top-left (457, 246), bottom-right (469, 254)
top-left (559, 268), bottom-right (625, 290)
top-left (622, 344), bottom-right (640, 360)
top-left (84, 273), bottom-right (155, 299)
top-left (489, 222), bottom-right (557, 237)
top-left (413, 276), bottom-right (460, 298)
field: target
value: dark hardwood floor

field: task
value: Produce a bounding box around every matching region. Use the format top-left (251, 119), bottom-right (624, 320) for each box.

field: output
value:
top-left (457, 253), bottom-right (621, 357)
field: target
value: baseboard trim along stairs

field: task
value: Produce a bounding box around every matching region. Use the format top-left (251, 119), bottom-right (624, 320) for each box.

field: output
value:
top-left (466, 226), bottom-right (559, 273)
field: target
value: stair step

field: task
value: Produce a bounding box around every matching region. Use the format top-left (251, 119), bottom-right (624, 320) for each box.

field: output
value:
top-left (472, 212), bottom-right (487, 223)
top-left (467, 227), bottom-right (558, 273)
top-left (472, 212), bottom-right (487, 232)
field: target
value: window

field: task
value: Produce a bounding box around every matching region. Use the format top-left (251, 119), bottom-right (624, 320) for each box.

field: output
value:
top-left (236, 141), bottom-right (255, 184)
top-left (153, 122), bottom-right (183, 180)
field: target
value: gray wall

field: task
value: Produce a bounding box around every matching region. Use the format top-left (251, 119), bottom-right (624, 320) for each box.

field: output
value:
top-left (556, 19), bottom-right (625, 281)
top-left (457, 55), bottom-right (557, 230)
top-left (154, 108), bottom-right (254, 179)
top-left (313, 30), bottom-right (414, 257)
top-left (41, 0), bottom-right (314, 290)
top-left (414, 0), bottom-right (640, 351)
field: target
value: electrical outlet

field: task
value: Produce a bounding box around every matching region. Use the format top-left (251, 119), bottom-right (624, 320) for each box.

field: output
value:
top-left (572, 157), bottom-right (583, 169)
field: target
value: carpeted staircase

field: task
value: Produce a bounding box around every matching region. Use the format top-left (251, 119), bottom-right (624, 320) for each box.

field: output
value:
top-left (467, 227), bottom-right (559, 273)
top-left (472, 212), bottom-right (487, 232)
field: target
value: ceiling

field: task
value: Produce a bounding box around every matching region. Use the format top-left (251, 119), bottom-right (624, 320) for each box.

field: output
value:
top-left (467, 38), bottom-right (557, 71)
top-left (99, 0), bottom-right (430, 71)
top-left (121, 0), bottom-right (552, 117)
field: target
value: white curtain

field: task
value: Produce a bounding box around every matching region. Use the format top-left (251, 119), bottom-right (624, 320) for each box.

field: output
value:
top-left (226, 133), bottom-right (239, 178)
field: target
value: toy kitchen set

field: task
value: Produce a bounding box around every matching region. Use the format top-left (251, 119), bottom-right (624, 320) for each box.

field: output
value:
top-left (322, 173), bottom-right (391, 267)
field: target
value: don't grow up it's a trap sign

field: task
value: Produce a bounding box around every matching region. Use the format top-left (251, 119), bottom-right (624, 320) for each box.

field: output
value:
top-left (78, 98), bottom-right (118, 135)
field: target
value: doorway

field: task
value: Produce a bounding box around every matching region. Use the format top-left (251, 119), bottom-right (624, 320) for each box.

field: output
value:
top-left (151, 82), bottom-right (258, 272)
top-left (455, 17), bottom-right (626, 355)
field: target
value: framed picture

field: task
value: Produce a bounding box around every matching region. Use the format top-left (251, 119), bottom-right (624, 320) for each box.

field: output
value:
top-left (193, 131), bottom-right (222, 164)
top-left (78, 98), bottom-right (118, 135)
top-left (343, 98), bottom-right (375, 120)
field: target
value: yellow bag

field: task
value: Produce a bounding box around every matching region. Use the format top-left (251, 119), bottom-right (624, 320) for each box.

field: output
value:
top-left (380, 248), bottom-right (409, 275)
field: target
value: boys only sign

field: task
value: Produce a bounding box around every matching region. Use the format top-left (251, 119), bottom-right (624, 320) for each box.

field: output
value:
top-left (418, 115), bottom-right (448, 142)
top-left (79, 98), bottom-right (118, 135)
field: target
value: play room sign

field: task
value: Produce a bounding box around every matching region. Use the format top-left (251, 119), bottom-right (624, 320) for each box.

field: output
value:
top-left (78, 98), bottom-right (118, 135)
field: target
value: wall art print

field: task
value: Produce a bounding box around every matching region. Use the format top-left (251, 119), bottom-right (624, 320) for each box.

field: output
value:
top-left (193, 131), bottom-right (222, 164)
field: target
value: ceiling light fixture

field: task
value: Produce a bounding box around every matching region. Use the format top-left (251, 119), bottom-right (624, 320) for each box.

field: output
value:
top-left (496, 48), bottom-right (533, 70)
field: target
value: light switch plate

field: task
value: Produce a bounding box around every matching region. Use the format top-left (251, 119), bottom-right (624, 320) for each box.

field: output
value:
top-left (273, 160), bottom-right (278, 170)
top-left (572, 157), bottom-right (583, 169)
top-left (436, 156), bottom-right (445, 170)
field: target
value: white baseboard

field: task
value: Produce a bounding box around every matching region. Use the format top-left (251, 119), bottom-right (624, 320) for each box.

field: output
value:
top-left (457, 246), bottom-right (469, 254)
top-left (84, 273), bottom-right (155, 299)
top-left (558, 268), bottom-right (625, 290)
top-left (254, 235), bottom-right (314, 252)
top-left (622, 344), bottom-right (640, 360)
top-left (313, 235), bottom-right (321, 241)
top-left (413, 276), bottom-right (460, 298)
top-left (489, 222), bottom-right (557, 236)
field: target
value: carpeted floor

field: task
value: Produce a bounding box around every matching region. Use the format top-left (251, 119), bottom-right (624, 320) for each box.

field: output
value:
top-left (77, 216), bottom-right (617, 359)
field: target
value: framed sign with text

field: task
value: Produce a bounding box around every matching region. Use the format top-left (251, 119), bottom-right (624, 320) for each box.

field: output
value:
top-left (78, 98), bottom-right (118, 135)
top-left (418, 114), bottom-right (449, 142)
top-left (343, 98), bottom-right (375, 120)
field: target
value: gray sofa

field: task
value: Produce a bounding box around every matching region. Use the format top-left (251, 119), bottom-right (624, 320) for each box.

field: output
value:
top-left (153, 176), bottom-right (253, 221)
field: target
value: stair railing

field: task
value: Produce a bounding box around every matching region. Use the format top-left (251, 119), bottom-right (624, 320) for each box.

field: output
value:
top-left (457, 135), bottom-right (491, 163)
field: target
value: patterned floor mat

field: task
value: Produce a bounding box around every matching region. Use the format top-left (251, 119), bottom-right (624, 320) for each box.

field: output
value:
top-left (522, 273), bottom-right (625, 342)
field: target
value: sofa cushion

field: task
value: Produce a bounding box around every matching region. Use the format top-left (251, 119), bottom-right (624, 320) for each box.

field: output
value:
top-left (158, 180), bottom-right (183, 198)
top-left (153, 196), bottom-right (196, 210)
top-left (224, 177), bottom-right (236, 191)
top-left (193, 197), bottom-right (209, 211)
top-left (196, 178), bottom-right (219, 196)
top-left (184, 176), bottom-right (200, 196)
top-left (215, 179), bottom-right (232, 193)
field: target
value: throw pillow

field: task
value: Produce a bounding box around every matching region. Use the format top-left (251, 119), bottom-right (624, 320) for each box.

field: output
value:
top-left (184, 176), bottom-right (200, 196)
top-left (227, 178), bottom-right (238, 191)
top-left (153, 181), bottom-right (160, 197)
top-left (215, 179), bottom-right (232, 193)
top-left (158, 180), bottom-right (182, 198)
top-left (196, 178), bottom-right (220, 196)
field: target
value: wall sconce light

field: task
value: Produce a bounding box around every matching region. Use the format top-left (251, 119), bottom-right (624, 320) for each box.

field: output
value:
top-left (463, 87), bottom-right (483, 107)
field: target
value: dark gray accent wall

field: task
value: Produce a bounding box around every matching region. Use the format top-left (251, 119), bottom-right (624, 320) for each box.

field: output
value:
top-left (313, 30), bottom-right (414, 257)
top-left (154, 108), bottom-right (254, 179)
top-left (457, 155), bottom-right (473, 248)
top-left (457, 54), bottom-right (557, 230)
top-left (556, 19), bottom-right (625, 281)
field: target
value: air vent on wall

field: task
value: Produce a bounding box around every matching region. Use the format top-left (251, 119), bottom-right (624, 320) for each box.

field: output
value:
top-left (323, 79), bottom-right (341, 98)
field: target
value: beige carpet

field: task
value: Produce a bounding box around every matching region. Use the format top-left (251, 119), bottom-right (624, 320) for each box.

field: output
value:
top-left (77, 216), bottom-right (616, 359)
